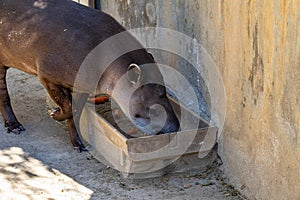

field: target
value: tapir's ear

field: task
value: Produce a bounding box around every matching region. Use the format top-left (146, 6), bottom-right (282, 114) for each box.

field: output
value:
top-left (127, 63), bottom-right (141, 85)
top-left (148, 52), bottom-right (155, 61)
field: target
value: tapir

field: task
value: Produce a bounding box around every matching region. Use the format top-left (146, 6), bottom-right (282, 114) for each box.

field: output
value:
top-left (0, 0), bottom-right (180, 151)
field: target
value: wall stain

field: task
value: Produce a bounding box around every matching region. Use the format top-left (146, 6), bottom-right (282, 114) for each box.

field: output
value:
top-left (247, 0), bottom-right (251, 38)
top-left (117, 0), bottom-right (157, 28)
top-left (249, 22), bottom-right (264, 105)
top-left (194, 0), bottom-right (199, 10)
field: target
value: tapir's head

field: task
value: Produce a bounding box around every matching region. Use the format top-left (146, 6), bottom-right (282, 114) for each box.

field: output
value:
top-left (99, 49), bottom-right (180, 135)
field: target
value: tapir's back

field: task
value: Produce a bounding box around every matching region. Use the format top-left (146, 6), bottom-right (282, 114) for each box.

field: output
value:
top-left (0, 0), bottom-right (127, 76)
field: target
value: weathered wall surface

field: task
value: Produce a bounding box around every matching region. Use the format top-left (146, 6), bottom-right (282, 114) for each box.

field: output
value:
top-left (99, 0), bottom-right (300, 199)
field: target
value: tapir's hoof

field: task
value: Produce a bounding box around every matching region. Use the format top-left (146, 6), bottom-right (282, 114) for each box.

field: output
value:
top-left (48, 107), bottom-right (68, 121)
top-left (7, 125), bottom-right (25, 135)
top-left (73, 145), bottom-right (88, 153)
top-left (73, 137), bottom-right (88, 153)
top-left (48, 108), bottom-right (71, 121)
top-left (48, 107), bottom-right (60, 118)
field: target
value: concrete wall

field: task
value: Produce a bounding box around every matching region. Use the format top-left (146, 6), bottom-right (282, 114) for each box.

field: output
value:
top-left (98, 0), bottom-right (300, 199)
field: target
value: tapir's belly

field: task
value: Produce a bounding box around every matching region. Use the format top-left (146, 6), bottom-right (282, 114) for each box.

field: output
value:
top-left (0, 49), bottom-right (38, 75)
top-left (0, 23), bottom-right (39, 74)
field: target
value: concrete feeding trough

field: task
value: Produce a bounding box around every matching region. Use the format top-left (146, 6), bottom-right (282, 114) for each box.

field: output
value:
top-left (79, 97), bottom-right (218, 178)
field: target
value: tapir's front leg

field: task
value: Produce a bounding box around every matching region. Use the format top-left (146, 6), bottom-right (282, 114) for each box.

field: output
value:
top-left (39, 77), bottom-right (87, 151)
top-left (0, 66), bottom-right (25, 134)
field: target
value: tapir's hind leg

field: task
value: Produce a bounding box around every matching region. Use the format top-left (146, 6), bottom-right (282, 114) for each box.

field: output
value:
top-left (39, 77), bottom-right (88, 151)
top-left (67, 92), bottom-right (89, 152)
top-left (38, 80), bottom-right (73, 121)
top-left (0, 66), bottom-right (25, 134)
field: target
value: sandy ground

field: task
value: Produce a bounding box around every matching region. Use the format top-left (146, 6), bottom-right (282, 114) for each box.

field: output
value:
top-left (0, 69), bottom-right (245, 200)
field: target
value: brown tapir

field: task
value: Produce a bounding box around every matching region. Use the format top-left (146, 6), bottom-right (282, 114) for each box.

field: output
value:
top-left (0, 0), bottom-right (180, 151)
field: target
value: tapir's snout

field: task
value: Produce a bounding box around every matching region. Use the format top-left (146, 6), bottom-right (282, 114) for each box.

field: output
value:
top-left (129, 84), bottom-right (180, 135)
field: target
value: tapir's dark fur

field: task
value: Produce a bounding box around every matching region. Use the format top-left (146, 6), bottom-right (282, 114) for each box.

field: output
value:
top-left (0, 0), bottom-right (179, 151)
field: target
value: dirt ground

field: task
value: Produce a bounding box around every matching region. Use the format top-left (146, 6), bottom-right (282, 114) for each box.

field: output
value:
top-left (0, 69), bottom-right (245, 200)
